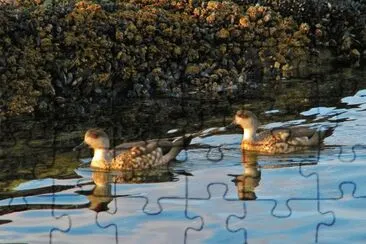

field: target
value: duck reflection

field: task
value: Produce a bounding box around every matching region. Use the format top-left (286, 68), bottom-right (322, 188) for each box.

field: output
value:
top-left (230, 152), bottom-right (261, 200)
top-left (78, 171), bottom-right (113, 212)
top-left (76, 167), bottom-right (176, 212)
top-left (229, 150), bottom-right (319, 200)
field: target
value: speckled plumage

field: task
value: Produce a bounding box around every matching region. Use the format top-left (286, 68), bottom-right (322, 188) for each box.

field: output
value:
top-left (234, 110), bottom-right (334, 154)
top-left (77, 128), bottom-right (186, 170)
top-left (110, 145), bottom-right (164, 170)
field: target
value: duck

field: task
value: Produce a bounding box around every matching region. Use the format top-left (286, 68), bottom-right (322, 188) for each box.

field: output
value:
top-left (74, 128), bottom-right (191, 170)
top-left (232, 110), bottom-right (334, 154)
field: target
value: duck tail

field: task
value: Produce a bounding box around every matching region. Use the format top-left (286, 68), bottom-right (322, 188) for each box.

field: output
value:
top-left (319, 126), bottom-right (335, 140)
top-left (161, 135), bottom-right (192, 164)
top-left (309, 126), bottom-right (335, 145)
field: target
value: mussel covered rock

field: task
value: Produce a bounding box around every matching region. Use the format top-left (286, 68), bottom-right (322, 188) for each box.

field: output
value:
top-left (0, 0), bottom-right (364, 117)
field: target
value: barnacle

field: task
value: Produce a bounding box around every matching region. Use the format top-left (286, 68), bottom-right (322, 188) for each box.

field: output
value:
top-left (216, 28), bottom-right (230, 39)
top-left (1, 0), bottom-right (361, 116)
top-left (185, 64), bottom-right (200, 76)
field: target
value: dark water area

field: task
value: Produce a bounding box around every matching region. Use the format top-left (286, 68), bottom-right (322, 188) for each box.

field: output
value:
top-left (0, 64), bottom-right (366, 243)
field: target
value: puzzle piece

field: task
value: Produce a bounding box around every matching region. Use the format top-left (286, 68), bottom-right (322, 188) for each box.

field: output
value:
top-left (0, 209), bottom-right (71, 243)
top-left (317, 182), bottom-right (366, 243)
top-left (52, 172), bottom-right (203, 243)
top-left (227, 197), bottom-right (335, 243)
top-left (185, 183), bottom-right (245, 243)
top-left (0, 178), bottom-right (85, 243)
top-left (183, 143), bottom-right (321, 216)
top-left (299, 92), bottom-right (366, 199)
top-left (49, 181), bottom-right (122, 243)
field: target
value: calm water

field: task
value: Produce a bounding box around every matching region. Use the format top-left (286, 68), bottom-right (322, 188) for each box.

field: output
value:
top-left (1, 68), bottom-right (366, 243)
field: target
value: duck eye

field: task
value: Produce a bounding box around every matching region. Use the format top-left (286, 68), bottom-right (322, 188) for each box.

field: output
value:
top-left (89, 131), bottom-right (99, 139)
top-left (236, 112), bottom-right (248, 119)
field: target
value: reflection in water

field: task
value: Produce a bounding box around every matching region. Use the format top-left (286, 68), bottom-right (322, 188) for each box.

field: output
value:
top-left (76, 167), bottom-right (177, 212)
top-left (0, 78), bottom-right (365, 242)
top-left (229, 151), bottom-right (320, 201)
top-left (76, 171), bottom-right (114, 212)
top-left (230, 152), bottom-right (261, 200)
top-left (0, 167), bottom-right (177, 218)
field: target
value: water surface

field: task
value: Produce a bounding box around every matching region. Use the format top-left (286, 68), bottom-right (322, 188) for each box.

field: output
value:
top-left (1, 67), bottom-right (366, 243)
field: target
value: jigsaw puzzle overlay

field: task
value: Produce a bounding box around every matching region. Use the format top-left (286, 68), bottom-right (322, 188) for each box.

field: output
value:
top-left (1, 84), bottom-right (366, 244)
top-left (1, 0), bottom-right (366, 244)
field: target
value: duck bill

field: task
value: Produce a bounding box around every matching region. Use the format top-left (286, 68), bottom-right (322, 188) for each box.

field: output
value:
top-left (73, 141), bottom-right (87, 151)
top-left (225, 121), bottom-right (237, 130)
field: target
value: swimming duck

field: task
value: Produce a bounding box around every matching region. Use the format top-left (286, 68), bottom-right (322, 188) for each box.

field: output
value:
top-left (74, 128), bottom-right (190, 170)
top-left (232, 110), bottom-right (334, 154)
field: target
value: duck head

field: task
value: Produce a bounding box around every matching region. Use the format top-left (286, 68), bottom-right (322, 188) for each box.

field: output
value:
top-left (233, 110), bottom-right (260, 141)
top-left (74, 128), bottom-right (110, 151)
top-left (234, 110), bottom-right (260, 129)
top-left (84, 128), bottom-right (110, 150)
top-left (74, 128), bottom-right (112, 169)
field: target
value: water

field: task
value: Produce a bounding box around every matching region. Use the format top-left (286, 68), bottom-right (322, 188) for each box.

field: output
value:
top-left (1, 68), bottom-right (366, 243)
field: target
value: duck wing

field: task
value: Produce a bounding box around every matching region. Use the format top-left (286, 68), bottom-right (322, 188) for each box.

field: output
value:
top-left (109, 135), bottom-right (193, 170)
top-left (129, 142), bottom-right (160, 157)
top-left (268, 126), bottom-right (334, 146)
top-left (113, 140), bottom-right (159, 151)
top-left (110, 142), bottom-right (163, 170)
top-left (114, 136), bottom-right (192, 154)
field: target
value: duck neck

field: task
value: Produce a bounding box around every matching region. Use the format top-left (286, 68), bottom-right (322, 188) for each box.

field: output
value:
top-left (242, 128), bottom-right (256, 142)
top-left (91, 149), bottom-right (111, 169)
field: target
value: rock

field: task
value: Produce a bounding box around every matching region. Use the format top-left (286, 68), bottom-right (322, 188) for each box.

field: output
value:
top-left (216, 28), bottom-right (230, 39)
top-left (38, 100), bottom-right (48, 112)
top-left (55, 96), bottom-right (66, 104)
top-left (274, 61), bottom-right (281, 69)
top-left (1, 0), bottom-right (364, 117)
top-left (350, 49), bottom-right (360, 58)
top-left (185, 65), bottom-right (200, 76)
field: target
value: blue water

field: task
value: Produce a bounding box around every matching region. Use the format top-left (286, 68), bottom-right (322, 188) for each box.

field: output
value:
top-left (1, 89), bottom-right (366, 243)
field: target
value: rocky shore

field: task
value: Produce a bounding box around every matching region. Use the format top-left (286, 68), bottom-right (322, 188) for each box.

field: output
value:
top-left (0, 0), bottom-right (365, 117)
